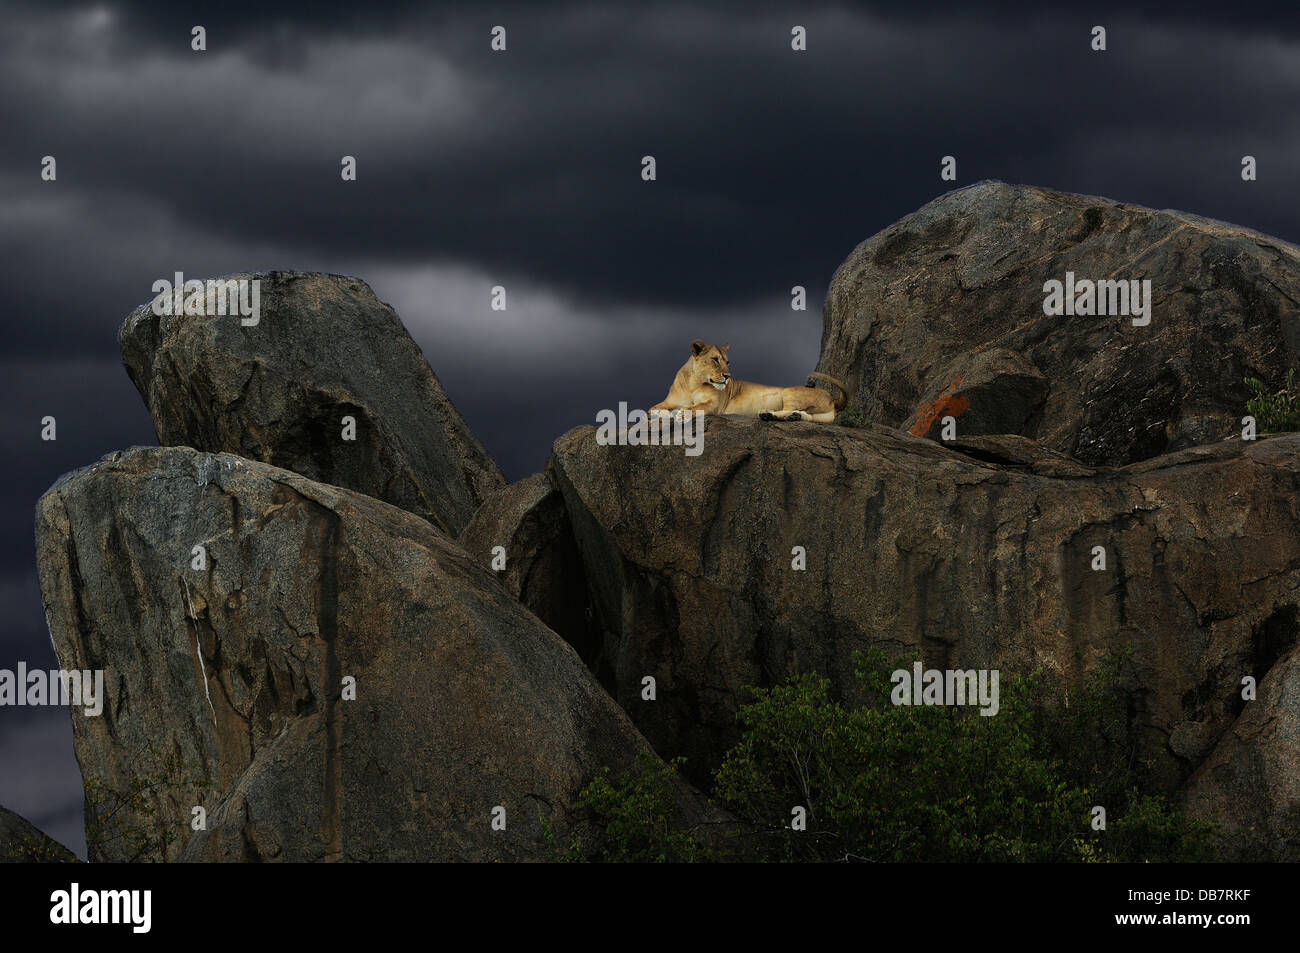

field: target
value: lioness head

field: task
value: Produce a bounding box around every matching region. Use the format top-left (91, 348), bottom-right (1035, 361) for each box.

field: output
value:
top-left (690, 339), bottom-right (731, 390)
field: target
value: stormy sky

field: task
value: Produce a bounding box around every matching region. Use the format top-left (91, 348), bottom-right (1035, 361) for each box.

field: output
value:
top-left (1, 0), bottom-right (1298, 858)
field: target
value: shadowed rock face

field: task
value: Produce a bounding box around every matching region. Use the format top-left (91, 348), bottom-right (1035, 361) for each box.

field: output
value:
top-left (1185, 642), bottom-right (1300, 861)
top-left (119, 271), bottom-right (504, 537)
top-left (458, 474), bottom-right (603, 671)
top-left (817, 181), bottom-right (1300, 466)
top-left (0, 805), bottom-right (76, 863)
top-left (905, 348), bottom-right (1048, 439)
top-left (550, 417), bottom-right (1300, 853)
top-left (36, 447), bottom-right (716, 862)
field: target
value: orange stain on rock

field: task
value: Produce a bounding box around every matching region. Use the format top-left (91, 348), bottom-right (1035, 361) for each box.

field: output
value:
top-left (908, 376), bottom-right (970, 437)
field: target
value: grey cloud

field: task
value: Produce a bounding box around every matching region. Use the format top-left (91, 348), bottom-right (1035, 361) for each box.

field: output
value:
top-left (3, 5), bottom-right (1298, 316)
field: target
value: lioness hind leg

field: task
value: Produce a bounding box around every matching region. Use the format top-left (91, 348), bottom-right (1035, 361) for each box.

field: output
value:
top-left (778, 386), bottom-right (833, 412)
top-left (762, 386), bottom-right (836, 422)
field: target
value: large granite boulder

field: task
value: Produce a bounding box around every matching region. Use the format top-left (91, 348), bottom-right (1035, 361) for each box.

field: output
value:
top-left (36, 446), bottom-right (718, 862)
top-left (816, 181), bottom-right (1300, 465)
top-left (119, 271), bottom-right (504, 536)
top-left (550, 415), bottom-right (1300, 856)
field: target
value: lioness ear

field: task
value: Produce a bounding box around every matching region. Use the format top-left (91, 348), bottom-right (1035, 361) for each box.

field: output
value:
top-left (691, 339), bottom-right (706, 355)
top-left (722, 344), bottom-right (730, 354)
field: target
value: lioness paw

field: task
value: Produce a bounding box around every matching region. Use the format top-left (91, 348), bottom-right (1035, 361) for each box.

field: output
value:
top-left (759, 412), bottom-right (777, 421)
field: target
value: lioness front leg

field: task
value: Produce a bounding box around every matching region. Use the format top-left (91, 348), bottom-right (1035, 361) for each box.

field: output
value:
top-left (673, 401), bottom-right (713, 420)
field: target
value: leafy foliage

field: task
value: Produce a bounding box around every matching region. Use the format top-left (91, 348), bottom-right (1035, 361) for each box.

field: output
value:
top-left (573, 649), bottom-right (1215, 862)
top-left (561, 751), bottom-right (712, 862)
top-left (1245, 369), bottom-right (1300, 433)
top-left (3, 831), bottom-right (77, 863)
top-left (84, 745), bottom-right (209, 862)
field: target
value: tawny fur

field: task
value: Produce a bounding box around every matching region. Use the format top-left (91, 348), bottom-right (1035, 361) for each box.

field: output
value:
top-left (650, 340), bottom-right (848, 424)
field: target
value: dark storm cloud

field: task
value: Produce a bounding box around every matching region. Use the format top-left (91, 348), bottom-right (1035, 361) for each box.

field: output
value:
top-left (19, 0), bottom-right (1300, 40)
top-left (2, 0), bottom-right (1299, 854)
top-left (3, 1), bottom-right (1299, 335)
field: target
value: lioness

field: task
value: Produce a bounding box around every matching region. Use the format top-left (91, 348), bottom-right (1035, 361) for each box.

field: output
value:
top-left (649, 340), bottom-right (848, 423)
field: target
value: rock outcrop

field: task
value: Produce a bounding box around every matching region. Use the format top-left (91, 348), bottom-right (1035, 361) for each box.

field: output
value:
top-left (37, 446), bottom-right (717, 862)
top-left (550, 416), bottom-right (1300, 834)
top-left (119, 271), bottom-right (504, 537)
top-left (0, 805), bottom-right (77, 863)
top-left (817, 181), bottom-right (1300, 466)
top-left (1185, 643), bottom-right (1300, 860)
top-left (28, 186), bottom-right (1300, 863)
top-left (458, 474), bottom-right (603, 670)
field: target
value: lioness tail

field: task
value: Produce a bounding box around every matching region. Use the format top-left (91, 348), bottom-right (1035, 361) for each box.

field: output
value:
top-left (807, 372), bottom-right (849, 411)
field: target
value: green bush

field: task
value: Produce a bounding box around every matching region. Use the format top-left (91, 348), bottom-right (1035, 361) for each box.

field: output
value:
top-left (1245, 369), bottom-right (1300, 433)
top-left (715, 658), bottom-right (1081, 861)
top-left (561, 751), bottom-right (710, 862)
top-left (572, 649), bottom-right (1215, 862)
